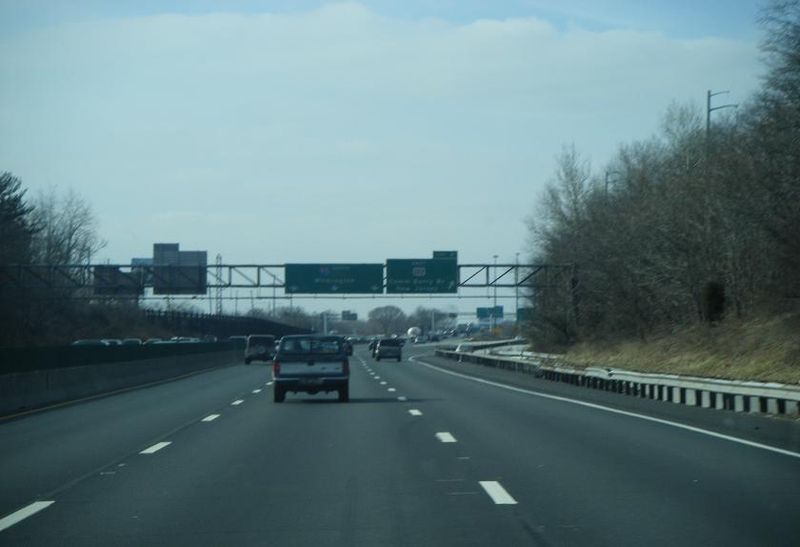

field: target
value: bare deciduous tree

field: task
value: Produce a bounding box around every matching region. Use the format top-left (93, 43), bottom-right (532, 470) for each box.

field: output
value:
top-left (368, 305), bottom-right (406, 335)
top-left (30, 187), bottom-right (105, 264)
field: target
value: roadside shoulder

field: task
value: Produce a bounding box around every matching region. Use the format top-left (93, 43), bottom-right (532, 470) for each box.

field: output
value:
top-left (413, 352), bottom-right (800, 455)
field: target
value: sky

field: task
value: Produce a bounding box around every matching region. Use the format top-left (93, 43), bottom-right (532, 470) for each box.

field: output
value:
top-left (0, 1), bottom-right (767, 319)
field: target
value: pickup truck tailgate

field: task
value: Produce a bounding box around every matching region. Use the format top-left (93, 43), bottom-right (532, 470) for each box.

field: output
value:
top-left (277, 359), bottom-right (345, 377)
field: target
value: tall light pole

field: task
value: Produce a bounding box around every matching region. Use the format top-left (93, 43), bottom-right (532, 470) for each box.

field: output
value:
top-left (706, 89), bottom-right (738, 141)
top-left (492, 254), bottom-right (498, 331)
top-left (514, 252), bottom-right (520, 325)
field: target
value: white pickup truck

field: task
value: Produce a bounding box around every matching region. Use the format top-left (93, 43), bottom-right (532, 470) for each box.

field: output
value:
top-left (272, 335), bottom-right (350, 403)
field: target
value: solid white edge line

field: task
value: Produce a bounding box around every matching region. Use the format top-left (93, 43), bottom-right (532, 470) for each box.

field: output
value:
top-left (231, 400), bottom-right (244, 406)
top-left (0, 501), bottom-right (55, 532)
top-left (410, 356), bottom-right (800, 460)
top-left (140, 441), bottom-right (171, 454)
top-left (201, 414), bottom-right (220, 422)
top-left (409, 409), bottom-right (423, 416)
top-left (436, 432), bottom-right (457, 443)
top-left (479, 481), bottom-right (518, 505)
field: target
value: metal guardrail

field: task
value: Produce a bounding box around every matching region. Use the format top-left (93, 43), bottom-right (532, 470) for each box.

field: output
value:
top-left (434, 348), bottom-right (800, 417)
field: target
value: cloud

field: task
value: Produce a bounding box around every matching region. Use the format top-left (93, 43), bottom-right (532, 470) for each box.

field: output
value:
top-left (0, 2), bottom-right (761, 268)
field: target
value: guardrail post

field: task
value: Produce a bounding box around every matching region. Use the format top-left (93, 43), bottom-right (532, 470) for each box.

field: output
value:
top-left (766, 398), bottom-right (779, 414)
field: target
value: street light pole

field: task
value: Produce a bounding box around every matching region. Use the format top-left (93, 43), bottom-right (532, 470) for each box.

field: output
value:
top-left (706, 89), bottom-right (738, 141)
top-left (514, 252), bottom-right (520, 324)
top-left (492, 254), bottom-right (498, 331)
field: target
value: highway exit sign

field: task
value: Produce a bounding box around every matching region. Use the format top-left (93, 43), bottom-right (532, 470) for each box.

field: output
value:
top-left (386, 259), bottom-right (458, 294)
top-left (285, 264), bottom-right (383, 294)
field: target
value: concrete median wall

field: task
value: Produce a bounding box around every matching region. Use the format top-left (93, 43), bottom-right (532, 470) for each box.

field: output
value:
top-left (0, 346), bottom-right (239, 416)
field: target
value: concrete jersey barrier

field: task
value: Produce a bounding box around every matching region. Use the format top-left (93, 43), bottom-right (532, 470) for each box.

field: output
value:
top-left (0, 344), bottom-right (240, 416)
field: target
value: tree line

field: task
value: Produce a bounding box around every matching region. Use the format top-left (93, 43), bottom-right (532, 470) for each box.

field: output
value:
top-left (248, 304), bottom-right (457, 336)
top-left (527, 1), bottom-right (800, 348)
top-left (0, 174), bottom-right (111, 346)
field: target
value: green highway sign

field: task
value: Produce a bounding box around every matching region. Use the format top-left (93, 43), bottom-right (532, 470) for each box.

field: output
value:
top-left (517, 307), bottom-right (535, 322)
top-left (386, 259), bottom-right (458, 294)
top-left (477, 306), bottom-right (504, 319)
top-left (433, 250), bottom-right (458, 260)
top-left (285, 264), bottom-right (384, 294)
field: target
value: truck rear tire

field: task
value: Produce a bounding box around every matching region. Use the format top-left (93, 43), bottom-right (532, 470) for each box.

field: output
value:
top-left (338, 386), bottom-right (349, 402)
top-left (274, 386), bottom-right (285, 403)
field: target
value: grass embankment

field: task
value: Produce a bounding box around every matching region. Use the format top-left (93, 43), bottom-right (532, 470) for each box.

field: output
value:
top-left (562, 313), bottom-right (800, 385)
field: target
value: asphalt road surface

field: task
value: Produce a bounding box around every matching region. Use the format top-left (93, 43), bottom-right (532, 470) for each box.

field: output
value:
top-left (1, 343), bottom-right (799, 546)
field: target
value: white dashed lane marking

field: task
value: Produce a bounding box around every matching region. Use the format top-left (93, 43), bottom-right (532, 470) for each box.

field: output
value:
top-left (397, 396), bottom-right (407, 402)
top-left (252, 389), bottom-right (262, 394)
top-left (201, 414), bottom-right (220, 422)
top-left (409, 409), bottom-right (423, 416)
top-left (411, 356), bottom-right (800, 461)
top-left (140, 442), bottom-right (171, 454)
top-left (0, 501), bottom-right (55, 532)
top-left (479, 481), bottom-right (518, 505)
top-left (387, 388), bottom-right (396, 392)
top-left (435, 432), bottom-right (457, 443)
top-left (231, 400), bottom-right (244, 406)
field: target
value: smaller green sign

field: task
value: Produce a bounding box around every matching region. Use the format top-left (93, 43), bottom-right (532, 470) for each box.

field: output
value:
top-left (517, 307), bottom-right (535, 322)
top-left (477, 306), bottom-right (504, 319)
top-left (433, 250), bottom-right (458, 260)
top-left (386, 259), bottom-right (458, 294)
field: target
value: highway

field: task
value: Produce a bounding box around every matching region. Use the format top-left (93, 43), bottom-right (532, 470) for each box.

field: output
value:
top-left (1, 344), bottom-right (799, 546)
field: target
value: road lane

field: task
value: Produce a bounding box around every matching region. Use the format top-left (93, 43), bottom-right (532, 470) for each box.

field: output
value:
top-left (1, 353), bottom-right (534, 546)
top-left (366, 345), bottom-right (800, 546)
top-left (0, 362), bottom-right (267, 516)
top-left (1, 343), bottom-right (798, 545)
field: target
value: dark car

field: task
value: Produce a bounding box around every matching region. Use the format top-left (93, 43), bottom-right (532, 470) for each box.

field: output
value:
top-left (375, 338), bottom-right (402, 362)
top-left (272, 335), bottom-right (349, 402)
top-left (244, 334), bottom-right (276, 364)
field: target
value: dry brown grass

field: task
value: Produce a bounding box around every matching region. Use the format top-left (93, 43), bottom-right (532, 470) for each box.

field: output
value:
top-left (563, 313), bottom-right (800, 385)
